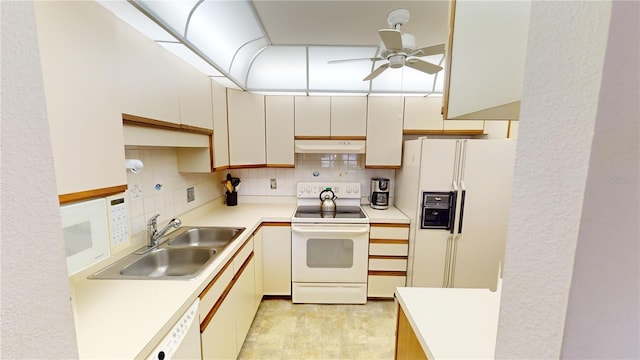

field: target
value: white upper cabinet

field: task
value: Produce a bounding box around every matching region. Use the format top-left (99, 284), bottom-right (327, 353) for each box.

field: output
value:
top-left (403, 97), bottom-right (445, 131)
top-left (34, 1), bottom-right (127, 196)
top-left (366, 97), bottom-right (404, 168)
top-left (227, 90), bottom-right (266, 166)
top-left (294, 96), bottom-right (331, 137)
top-left (265, 96), bottom-right (295, 167)
top-left (294, 96), bottom-right (367, 138)
top-left (175, 57), bottom-right (213, 130)
top-left (443, 1), bottom-right (531, 120)
top-left (330, 97), bottom-right (367, 138)
top-left (115, 18), bottom-right (180, 123)
top-left (211, 80), bottom-right (230, 170)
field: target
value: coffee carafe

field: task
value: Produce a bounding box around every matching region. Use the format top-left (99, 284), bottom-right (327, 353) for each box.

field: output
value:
top-left (370, 178), bottom-right (390, 210)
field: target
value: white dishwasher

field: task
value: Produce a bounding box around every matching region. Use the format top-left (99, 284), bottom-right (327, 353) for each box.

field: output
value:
top-left (147, 299), bottom-right (201, 360)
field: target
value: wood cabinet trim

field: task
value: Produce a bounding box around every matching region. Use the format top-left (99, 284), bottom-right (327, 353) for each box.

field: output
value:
top-left (122, 113), bottom-right (213, 135)
top-left (200, 252), bottom-right (254, 332)
top-left (228, 164), bottom-right (266, 169)
top-left (403, 129), bottom-right (485, 136)
top-left (395, 305), bottom-right (429, 359)
top-left (371, 223), bottom-right (410, 228)
top-left (369, 255), bottom-right (408, 260)
top-left (368, 270), bottom-right (407, 277)
top-left (58, 184), bottom-right (128, 204)
top-left (365, 165), bottom-right (401, 170)
top-left (198, 257), bottom-right (234, 302)
top-left (266, 164), bottom-right (295, 168)
top-left (294, 136), bottom-right (332, 140)
top-left (442, 0), bottom-right (457, 120)
top-left (260, 222), bottom-right (291, 227)
top-left (370, 239), bottom-right (409, 245)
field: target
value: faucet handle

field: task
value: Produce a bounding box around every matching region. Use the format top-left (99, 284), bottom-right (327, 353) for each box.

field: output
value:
top-left (147, 214), bottom-right (160, 226)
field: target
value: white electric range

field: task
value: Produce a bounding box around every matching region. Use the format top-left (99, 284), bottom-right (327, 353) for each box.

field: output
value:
top-left (291, 182), bottom-right (370, 304)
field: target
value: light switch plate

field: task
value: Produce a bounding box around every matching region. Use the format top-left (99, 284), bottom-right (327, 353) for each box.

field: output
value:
top-left (187, 187), bottom-right (195, 202)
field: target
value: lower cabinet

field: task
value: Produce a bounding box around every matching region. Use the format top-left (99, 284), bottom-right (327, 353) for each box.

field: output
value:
top-left (368, 223), bottom-right (410, 298)
top-left (199, 237), bottom-right (257, 360)
top-left (395, 304), bottom-right (428, 360)
top-left (262, 224), bottom-right (292, 296)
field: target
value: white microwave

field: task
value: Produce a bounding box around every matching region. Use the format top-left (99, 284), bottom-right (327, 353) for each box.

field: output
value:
top-left (60, 194), bottom-right (129, 276)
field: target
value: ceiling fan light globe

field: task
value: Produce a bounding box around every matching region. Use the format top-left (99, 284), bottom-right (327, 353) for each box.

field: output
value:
top-left (389, 55), bottom-right (405, 69)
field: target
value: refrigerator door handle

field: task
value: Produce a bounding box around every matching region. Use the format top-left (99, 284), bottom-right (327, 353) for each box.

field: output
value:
top-left (458, 187), bottom-right (466, 234)
top-left (449, 190), bottom-right (457, 234)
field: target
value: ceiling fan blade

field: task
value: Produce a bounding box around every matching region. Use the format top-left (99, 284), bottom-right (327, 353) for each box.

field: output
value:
top-left (412, 43), bottom-right (446, 57)
top-left (405, 58), bottom-right (443, 74)
top-left (378, 29), bottom-right (403, 51)
top-left (363, 63), bottom-right (390, 81)
top-left (328, 57), bottom-right (383, 64)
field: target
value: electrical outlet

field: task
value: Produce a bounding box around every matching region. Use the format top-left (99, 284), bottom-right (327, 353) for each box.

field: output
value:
top-left (270, 178), bottom-right (277, 189)
top-left (187, 187), bottom-right (195, 203)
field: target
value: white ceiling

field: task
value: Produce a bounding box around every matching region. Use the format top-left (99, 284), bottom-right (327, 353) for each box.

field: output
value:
top-left (100, 0), bottom-right (451, 95)
top-left (251, 1), bottom-right (450, 48)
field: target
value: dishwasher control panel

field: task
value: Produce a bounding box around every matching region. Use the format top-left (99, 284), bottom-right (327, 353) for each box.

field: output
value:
top-left (146, 299), bottom-right (199, 360)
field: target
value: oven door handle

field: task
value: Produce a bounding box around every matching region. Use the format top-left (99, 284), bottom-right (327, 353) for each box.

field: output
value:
top-left (291, 226), bottom-right (370, 235)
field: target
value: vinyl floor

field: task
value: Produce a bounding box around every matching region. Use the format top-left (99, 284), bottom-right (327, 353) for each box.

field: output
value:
top-left (238, 298), bottom-right (397, 360)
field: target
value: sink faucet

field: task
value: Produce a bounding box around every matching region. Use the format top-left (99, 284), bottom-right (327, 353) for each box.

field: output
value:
top-left (147, 214), bottom-right (182, 248)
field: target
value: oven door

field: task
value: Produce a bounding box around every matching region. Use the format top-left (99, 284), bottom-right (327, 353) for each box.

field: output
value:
top-left (291, 223), bottom-right (370, 283)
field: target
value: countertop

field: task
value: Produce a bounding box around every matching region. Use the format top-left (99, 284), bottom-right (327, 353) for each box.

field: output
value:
top-left (69, 201), bottom-right (408, 358)
top-left (394, 286), bottom-right (501, 359)
top-left (362, 205), bottom-right (410, 224)
top-left (69, 201), bottom-right (295, 359)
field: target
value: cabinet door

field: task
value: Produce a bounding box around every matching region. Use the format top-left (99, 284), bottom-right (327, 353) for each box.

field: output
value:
top-left (366, 97), bottom-right (404, 167)
top-left (233, 256), bottom-right (256, 353)
top-left (262, 225), bottom-right (292, 296)
top-left (211, 80), bottom-right (230, 170)
top-left (115, 18), bottom-right (180, 123)
top-left (294, 96), bottom-right (330, 137)
top-left (330, 97), bottom-right (367, 138)
top-left (265, 96), bottom-right (295, 166)
top-left (443, 120), bottom-right (484, 131)
top-left (253, 228), bottom-right (264, 309)
top-left (444, 1), bottom-right (531, 120)
top-left (34, 1), bottom-right (127, 196)
top-left (201, 293), bottom-right (237, 360)
top-left (227, 90), bottom-right (266, 166)
top-left (395, 305), bottom-right (428, 360)
top-left (176, 58), bottom-right (213, 130)
top-left (403, 97), bottom-right (444, 131)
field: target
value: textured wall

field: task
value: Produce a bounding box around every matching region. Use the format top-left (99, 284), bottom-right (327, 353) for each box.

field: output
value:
top-left (495, 1), bottom-right (613, 358)
top-left (560, 1), bottom-right (640, 357)
top-left (0, 1), bottom-right (79, 358)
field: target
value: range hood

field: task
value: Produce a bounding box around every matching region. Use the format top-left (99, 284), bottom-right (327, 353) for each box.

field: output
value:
top-left (294, 140), bottom-right (366, 154)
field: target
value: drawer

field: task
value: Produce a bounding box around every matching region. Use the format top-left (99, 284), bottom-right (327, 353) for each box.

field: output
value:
top-left (369, 243), bottom-right (408, 256)
top-left (198, 261), bottom-right (234, 323)
top-left (369, 258), bottom-right (407, 271)
top-left (233, 237), bottom-right (253, 271)
top-left (368, 275), bottom-right (406, 298)
top-left (370, 225), bottom-right (409, 240)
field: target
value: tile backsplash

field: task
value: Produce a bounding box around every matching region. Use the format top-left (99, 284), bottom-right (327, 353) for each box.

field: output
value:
top-left (230, 154), bottom-right (395, 200)
top-left (124, 147), bottom-right (225, 235)
top-left (124, 149), bottom-right (394, 236)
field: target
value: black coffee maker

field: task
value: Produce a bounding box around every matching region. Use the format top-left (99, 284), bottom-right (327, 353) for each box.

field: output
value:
top-left (370, 177), bottom-right (390, 210)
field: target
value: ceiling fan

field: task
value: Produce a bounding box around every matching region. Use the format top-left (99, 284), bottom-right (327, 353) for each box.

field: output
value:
top-left (328, 9), bottom-right (445, 81)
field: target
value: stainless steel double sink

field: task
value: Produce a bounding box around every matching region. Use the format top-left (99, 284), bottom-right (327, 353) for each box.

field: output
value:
top-left (89, 227), bottom-right (245, 280)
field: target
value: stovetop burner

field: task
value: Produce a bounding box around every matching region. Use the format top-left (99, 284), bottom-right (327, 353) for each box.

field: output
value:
top-left (294, 206), bottom-right (366, 219)
top-left (293, 182), bottom-right (369, 224)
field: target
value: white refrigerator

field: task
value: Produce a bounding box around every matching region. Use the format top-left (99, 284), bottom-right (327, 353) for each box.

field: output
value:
top-left (395, 138), bottom-right (516, 291)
